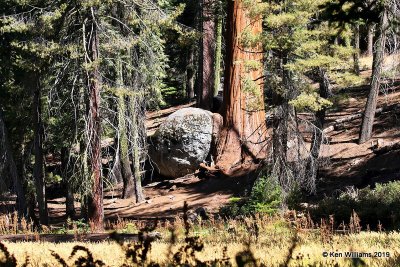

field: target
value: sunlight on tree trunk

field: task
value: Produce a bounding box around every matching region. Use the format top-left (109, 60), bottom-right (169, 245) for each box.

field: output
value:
top-left (353, 24), bottom-right (360, 75)
top-left (213, 0), bottom-right (268, 177)
top-left (214, 7), bottom-right (223, 97)
top-left (359, 4), bottom-right (389, 144)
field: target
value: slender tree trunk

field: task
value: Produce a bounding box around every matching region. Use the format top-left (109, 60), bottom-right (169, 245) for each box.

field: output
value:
top-left (213, 0), bottom-right (267, 177)
top-left (367, 24), bottom-right (375, 57)
top-left (86, 7), bottom-right (104, 231)
top-left (197, 0), bottom-right (216, 110)
top-left (116, 59), bottom-right (134, 199)
top-left (214, 8), bottom-right (223, 97)
top-left (110, 154), bottom-right (123, 184)
top-left (0, 110), bottom-right (27, 217)
top-left (353, 24), bottom-right (360, 75)
top-left (272, 100), bottom-right (289, 184)
top-left (359, 6), bottom-right (389, 144)
top-left (61, 147), bottom-right (75, 218)
top-left (272, 56), bottom-right (292, 185)
top-left (33, 83), bottom-right (49, 225)
top-left (129, 96), bottom-right (144, 203)
top-left (119, 96), bottom-right (134, 199)
top-left (186, 46), bottom-right (196, 100)
top-left (306, 68), bottom-right (332, 182)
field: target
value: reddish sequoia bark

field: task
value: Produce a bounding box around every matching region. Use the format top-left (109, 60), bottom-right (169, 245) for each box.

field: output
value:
top-left (213, 0), bottom-right (267, 177)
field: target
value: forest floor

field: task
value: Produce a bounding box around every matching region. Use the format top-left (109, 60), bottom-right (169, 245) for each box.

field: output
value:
top-left (1, 56), bottom-right (400, 226)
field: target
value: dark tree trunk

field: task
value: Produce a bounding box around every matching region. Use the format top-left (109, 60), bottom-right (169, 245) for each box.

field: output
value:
top-left (0, 110), bottom-right (27, 217)
top-left (272, 56), bottom-right (292, 185)
top-left (353, 24), bottom-right (360, 75)
top-left (86, 7), bottom-right (104, 231)
top-left (61, 147), bottom-right (75, 218)
top-left (33, 83), bottom-right (48, 225)
top-left (359, 6), bottom-right (389, 144)
top-left (212, 0), bottom-right (268, 177)
top-left (116, 59), bottom-right (134, 199)
top-left (197, 0), bottom-right (216, 110)
top-left (272, 101), bottom-right (289, 184)
top-left (119, 95), bottom-right (134, 199)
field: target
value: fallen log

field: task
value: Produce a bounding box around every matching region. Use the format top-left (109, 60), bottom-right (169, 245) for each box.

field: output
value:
top-left (323, 104), bottom-right (400, 134)
top-left (372, 142), bottom-right (400, 155)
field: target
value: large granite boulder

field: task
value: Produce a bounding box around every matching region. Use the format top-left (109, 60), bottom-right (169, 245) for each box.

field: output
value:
top-left (149, 108), bottom-right (215, 178)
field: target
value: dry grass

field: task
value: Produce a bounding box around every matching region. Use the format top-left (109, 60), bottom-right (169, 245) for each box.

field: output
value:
top-left (1, 212), bottom-right (400, 267)
top-left (2, 231), bottom-right (400, 266)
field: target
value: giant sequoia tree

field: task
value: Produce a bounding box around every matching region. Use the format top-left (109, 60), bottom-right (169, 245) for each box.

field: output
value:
top-left (212, 0), bottom-right (268, 177)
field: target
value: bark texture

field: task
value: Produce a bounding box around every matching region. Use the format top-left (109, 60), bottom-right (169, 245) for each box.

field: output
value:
top-left (359, 6), bottom-right (388, 144)
top-left (214, 0), bottom-right (268, 177)
top-left (119, 95), bottom-right (134, 199)
top-left (33, 83), bottom-right (49, 225)
top-left (61, 147), bottom-right (75, 218)
top-left (130, 97), bottom-right (144, 203)
top-left (214, 9), bottom-right (223, 97)
top-left (117, 59), bottom-right (134, 199)
top-left (197, 0), bottom-right (216, 110)
top-left (353, 24), bottom-right (360, 75)
top-left (306, 68), bottom-right (332, 182)
top-left (86, 8), bottom-right (104, 231)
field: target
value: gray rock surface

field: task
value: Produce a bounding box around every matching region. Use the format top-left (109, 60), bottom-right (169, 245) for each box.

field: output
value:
top-left (149, 108), bottom-right (214, 178)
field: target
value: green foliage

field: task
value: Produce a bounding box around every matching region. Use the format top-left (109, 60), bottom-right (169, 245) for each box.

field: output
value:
top-left (289, 92), bottom-right (332, 112)
top-left (315, 181), bottom-right (400, 229)
top-left (221, 175), bottom-right (283, 217)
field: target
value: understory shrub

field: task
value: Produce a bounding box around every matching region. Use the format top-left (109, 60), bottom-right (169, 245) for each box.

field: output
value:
top-left (220, 174), bottom-right (283, 217)
top-left (314, 181), bottom-right (400, 229)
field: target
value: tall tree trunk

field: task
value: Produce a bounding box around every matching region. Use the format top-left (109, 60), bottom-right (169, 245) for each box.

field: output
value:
top-left (0, 110), bottom-right (27, 217)
top-left (116, 59), bottom-right (134, 199)
top-left (129, 96), bottom-right (144, 203)
top-left (213, 0), bottom-right (267, 177)
top-left (119, 98), bottom-right (134, 199)
top-left (33, 83), bottom-right (48, 225)
top-left (197, 0), bottom-right (216, 110)
top-left (359, 5), bottom-right (389, 144)
top-left (306, 68), bottom-right (332, 182)
top-left (367, 24), bottom-right (375, 57)
top-left (353, 24), bottom-right (360, 75)
top-left (214, 8), bottom-right (223, 97)
top-left (272, 56), bottom-right (292, 186)
top-left (186, 46), bottom-right (196, 100)
top-left (61, 147), bottom-right (75, 218)
top-left (86, 7), bottom-right (104, 231)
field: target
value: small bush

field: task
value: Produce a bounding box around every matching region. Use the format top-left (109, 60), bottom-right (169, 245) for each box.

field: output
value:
top-left (220, 175), bottom-right (283, 217)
